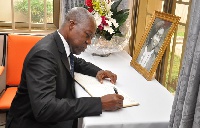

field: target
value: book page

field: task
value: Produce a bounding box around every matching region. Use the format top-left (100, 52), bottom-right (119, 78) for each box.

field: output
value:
top-left (74, 72), bottom-right (139, 107)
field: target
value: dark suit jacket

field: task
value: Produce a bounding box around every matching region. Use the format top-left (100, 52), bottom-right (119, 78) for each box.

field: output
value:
top-left (6, 31), bottom-right (102, 128)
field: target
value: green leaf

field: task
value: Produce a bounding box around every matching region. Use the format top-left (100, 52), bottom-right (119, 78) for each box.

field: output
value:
top-left (110, 0), bottom-right (129, 27)
top-left (104, 31), bottom-right (112, 40)
top-left (114, 12), bottom-right (129, 26)
top-left (112, 9), bottom-right (129, 20)
top-left (114, 33), bottom-right (123, 37)
top-left (111, 0), bottom-right (122, 13)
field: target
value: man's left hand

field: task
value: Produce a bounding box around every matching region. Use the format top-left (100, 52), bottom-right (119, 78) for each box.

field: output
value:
top-left (96, 70), bottom-right (117, 84)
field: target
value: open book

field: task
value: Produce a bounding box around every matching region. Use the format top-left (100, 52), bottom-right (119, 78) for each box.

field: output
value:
top-left (74, 72), bottom-right (139, 107)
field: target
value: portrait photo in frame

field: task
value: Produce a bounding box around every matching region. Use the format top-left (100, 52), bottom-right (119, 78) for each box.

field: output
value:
top-left (130, 11), bottom-right (180, 81)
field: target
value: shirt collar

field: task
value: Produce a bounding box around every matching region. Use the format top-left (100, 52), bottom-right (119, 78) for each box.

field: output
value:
top-left (57, 30), bottom-right (71, 57)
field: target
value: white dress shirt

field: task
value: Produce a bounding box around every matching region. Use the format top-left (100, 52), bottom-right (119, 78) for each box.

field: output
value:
top-left (57, 30), bottom-right (73, 69)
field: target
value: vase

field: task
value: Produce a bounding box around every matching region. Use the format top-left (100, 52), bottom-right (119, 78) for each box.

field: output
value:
top-left (85, 35), bottom-right (128, 57)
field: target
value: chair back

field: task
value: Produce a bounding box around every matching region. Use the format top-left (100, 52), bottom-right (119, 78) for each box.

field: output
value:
top-left (6, 34), bottom-right (43, 86)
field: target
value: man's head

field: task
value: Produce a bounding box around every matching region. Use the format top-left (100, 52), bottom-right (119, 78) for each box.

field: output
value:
top-left (59, 7), bottom-right (97, 55)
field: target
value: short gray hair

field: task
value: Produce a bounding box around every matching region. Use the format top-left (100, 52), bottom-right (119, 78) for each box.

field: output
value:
top-left (64, 7), bottom-right (96, 26)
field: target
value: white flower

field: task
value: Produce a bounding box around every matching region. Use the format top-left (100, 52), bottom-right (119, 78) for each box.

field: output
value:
top-left (106, 19), bottom-right (112, 27)
top-left (107, 11), bottom-right (113, 18)
top-left (105, 1), bottom-right (114, 13)
top-left (104, 25), bottom-right (114, 34)
top-left (109, 18), bottom-right (119, 28)
top-left (93, 13), bottom-right (102, 27)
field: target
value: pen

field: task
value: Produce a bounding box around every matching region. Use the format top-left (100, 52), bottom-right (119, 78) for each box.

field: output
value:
top-left (113, 87), bottom-right (118, 94)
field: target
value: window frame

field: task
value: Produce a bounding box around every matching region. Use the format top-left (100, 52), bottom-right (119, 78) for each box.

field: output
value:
top-left (0, 0), bottom-right (60, 33)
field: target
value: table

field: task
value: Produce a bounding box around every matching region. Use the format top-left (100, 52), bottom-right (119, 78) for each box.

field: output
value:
top-left (75, 51), bottom-right (174, 128)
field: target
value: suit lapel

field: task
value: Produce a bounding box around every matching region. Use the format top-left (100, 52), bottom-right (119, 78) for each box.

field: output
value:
top-left (52, 31), bottom-right (71, 75)
top-left (52, 31), bottom-right (76, 98)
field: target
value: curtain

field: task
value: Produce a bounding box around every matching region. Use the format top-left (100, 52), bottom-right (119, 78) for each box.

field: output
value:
top-left (169, 0), bottom-right (200, 127)
top-left (60, 0), bottom-right (84, 27)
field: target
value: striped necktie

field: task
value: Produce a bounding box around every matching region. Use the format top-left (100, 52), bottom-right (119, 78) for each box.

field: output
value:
top-left (69, 52), bottom-right (74, 77)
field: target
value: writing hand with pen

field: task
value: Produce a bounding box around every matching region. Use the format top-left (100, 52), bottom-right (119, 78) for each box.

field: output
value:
top-left (96, 70), bottom-right (124, 111)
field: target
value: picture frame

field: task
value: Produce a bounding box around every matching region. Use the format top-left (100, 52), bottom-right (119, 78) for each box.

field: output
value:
top-left (130, 11), bottom-right (180, 81)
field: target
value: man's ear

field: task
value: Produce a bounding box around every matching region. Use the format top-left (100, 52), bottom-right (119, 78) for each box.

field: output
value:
top-left (69, 20), bottom-right (75, 30)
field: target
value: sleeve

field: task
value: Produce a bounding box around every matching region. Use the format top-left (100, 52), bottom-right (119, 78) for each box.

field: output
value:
top-left (25, 50), bottom-right (102, 122)
top-left (73, 55), bottom-right (102, 77)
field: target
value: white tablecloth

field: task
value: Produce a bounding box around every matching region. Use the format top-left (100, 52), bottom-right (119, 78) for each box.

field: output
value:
top-left (75, 51), bottom-right (174, 128)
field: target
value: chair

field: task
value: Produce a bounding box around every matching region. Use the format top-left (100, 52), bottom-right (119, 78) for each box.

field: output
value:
top-left (0, 34), bottom-right (43, 111)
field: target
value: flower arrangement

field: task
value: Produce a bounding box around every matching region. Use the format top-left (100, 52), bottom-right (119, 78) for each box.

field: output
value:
top-left (85, 0), bottom-right (129, 41)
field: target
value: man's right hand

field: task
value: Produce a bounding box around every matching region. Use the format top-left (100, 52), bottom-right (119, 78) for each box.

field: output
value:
top-left (101, 94), bottom-right (124, 111)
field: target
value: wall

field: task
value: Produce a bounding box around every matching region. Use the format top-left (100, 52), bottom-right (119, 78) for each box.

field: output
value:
top-left (0, 1), bottom-right (30, 23)
top-left (0, 1), bottom-right (12, 22)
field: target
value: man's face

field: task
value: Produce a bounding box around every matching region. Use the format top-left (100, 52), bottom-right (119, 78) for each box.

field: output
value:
top-left (67, 19), bottom-right (96, 55)
top-left (152, 28), bottom-right (164, 47)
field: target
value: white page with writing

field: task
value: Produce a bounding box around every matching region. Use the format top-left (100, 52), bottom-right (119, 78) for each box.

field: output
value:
top-left (74, 72), bottom-right (139, 107)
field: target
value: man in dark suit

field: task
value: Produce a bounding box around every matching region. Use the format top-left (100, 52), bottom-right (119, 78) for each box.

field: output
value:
top-left (6, 7), bottom-right (124, 128)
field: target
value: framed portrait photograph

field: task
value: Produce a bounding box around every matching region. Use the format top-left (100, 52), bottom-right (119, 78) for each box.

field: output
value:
top-left (130, 11), bottom-right (180, 81)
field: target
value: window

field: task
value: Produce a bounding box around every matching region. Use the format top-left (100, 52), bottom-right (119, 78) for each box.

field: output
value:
top-left (0, 0), bottom-right (59, 34)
